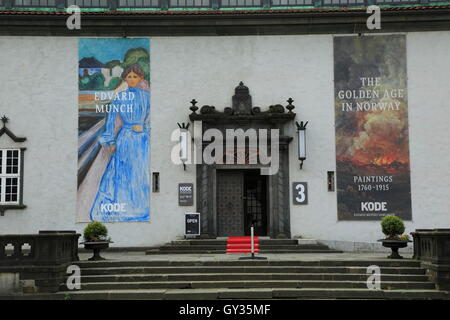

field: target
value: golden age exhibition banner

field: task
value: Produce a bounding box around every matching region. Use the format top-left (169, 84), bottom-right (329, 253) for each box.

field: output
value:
top-left (77, 38), bottom-right (151, 222)
top-left (334, 35), bottom-right (412, 220)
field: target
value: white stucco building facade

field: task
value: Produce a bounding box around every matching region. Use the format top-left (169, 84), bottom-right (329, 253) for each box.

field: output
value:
top-left (0, 25), bottom-right (449, 248)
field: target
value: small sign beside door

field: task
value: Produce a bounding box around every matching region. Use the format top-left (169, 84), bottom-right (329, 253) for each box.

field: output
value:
top-left (293, 182), bottom-right (308, 205)
top-left (178, 183), bottom-right (194, 206)
top-left (185, 212), bottom-right (200, 236)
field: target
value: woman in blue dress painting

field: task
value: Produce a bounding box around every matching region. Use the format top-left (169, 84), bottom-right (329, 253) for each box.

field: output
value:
top-left (90, 64), bottom-right (150, 222)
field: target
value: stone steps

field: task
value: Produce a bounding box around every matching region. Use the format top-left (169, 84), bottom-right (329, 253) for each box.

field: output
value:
top-left (145, 239), bottom-right (340, 254)
top-left (78, 266), bottom-right (427, 276)
top-left (75, 259), bottom-right (422, 268)
top-left (53, 288), bottom-right (448, 300)
top-left (60, 280), bottom-right (437, 291)
top-left (47, 258), bottom-right (448, 300)
top-left (171, 239), bottom-right (299, 245)
top-left (76, 272), bottom-right (431, 283)
top-left (146, 249), bottom-right (343, 254)
top-left (159, 245), bottom-right (331, 250)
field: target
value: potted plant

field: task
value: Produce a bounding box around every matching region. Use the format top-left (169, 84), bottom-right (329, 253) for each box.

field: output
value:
top-left (80, 222), bottom-right (112, 261)
top-left (378, 215), bottom-right (411, 259)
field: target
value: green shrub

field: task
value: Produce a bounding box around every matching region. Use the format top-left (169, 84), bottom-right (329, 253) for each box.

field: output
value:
top-left (83, 221), bottom-right (109, 242)
top-left (381, 215), bottom-right (405, 239)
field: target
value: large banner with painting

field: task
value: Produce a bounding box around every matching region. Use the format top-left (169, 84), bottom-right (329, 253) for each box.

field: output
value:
top-left (77, 38), bottom-right (150, 222)
top-left (334, 35), bottom-right (412, 220)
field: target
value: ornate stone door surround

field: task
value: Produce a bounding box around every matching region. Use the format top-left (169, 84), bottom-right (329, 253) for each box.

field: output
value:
top-left (188, 82), bottom-right (296, 239)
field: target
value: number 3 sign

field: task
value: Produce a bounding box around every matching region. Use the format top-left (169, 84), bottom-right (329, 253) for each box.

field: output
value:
top-left (293, 182), bottom-right (308, 205)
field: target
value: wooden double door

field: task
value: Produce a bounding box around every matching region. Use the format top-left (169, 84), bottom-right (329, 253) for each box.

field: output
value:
top-left (216, 170), bottom-right (268, 237)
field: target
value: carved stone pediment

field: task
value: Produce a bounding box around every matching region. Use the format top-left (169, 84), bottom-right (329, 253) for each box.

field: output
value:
top-left (189, 82), bottom-right (296, 124)
top-left (232, 81), bottom-right (252, 115)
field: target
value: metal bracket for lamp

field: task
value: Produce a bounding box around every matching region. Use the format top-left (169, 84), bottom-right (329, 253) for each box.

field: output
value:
top-left (299, 159), bottom-right (305, 170)
top-left (177, 122), bottom-right (190, 171)
top-left (295, 120), bottom-right (308, 170)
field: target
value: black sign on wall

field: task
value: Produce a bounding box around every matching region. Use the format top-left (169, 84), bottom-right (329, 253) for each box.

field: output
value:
top-left (185, 212), bottom-right (200, 236)
top-left (178, 183), bottom-right (194, 206)
top-left (293, 182), bottom-right (308, 205)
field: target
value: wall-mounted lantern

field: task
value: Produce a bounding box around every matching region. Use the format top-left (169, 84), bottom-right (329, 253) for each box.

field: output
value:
top-left (177, 122), bottom-right (190, 170)
top-left (327, 171), bottom-right (335, 192)
top-left (295, 120), bottom-right (308, 169)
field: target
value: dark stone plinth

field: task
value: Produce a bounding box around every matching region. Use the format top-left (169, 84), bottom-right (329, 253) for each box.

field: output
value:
top-left (0, 231), bottom-right (80, 293)
top-left (411, 229), bottom-right (450, 290)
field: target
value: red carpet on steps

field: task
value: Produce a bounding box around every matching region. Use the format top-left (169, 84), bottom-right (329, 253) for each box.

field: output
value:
top-left (226, 236), bottom-right (259, 253)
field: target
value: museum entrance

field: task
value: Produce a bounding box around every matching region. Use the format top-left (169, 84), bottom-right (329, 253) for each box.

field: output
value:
top-left (191, 82), bottom-right (295, 239)
top-left (217, 170), bottom-right (268, 237)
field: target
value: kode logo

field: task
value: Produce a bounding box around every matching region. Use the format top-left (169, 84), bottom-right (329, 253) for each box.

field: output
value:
top-left (361, 202), bottom-right (387, 211)
top-left (101, 203), bottom-right (127, 212)
top-left (180, 186), bottom-right (192, 193)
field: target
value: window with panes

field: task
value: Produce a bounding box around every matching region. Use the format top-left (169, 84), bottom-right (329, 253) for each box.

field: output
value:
top-left (0, 149), bottom-right (21, 204)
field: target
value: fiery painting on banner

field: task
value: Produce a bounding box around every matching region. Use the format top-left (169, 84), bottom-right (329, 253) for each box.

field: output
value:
top-left (334, 35), bottom-right (412, 220)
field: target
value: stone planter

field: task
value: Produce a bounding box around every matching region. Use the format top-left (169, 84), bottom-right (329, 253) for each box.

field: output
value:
top-left (378, 239), bottom-right (411, 259)
top-left (81, 241), bottom-right (112, 261)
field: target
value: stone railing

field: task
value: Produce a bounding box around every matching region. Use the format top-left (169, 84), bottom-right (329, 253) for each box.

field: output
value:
top-left (0, 231), bottom-right (80, 266)
top-left (411, 229), bottom-right (450, 290)
top-left (0, 231), bottom-right (80, 294)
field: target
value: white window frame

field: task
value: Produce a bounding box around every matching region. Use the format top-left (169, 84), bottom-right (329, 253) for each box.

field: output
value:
top-left (0, 148), bottom-right (21, 205)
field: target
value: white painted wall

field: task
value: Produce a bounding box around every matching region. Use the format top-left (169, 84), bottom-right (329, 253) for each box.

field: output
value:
top-left (0, 33), bottom-right (449, 248)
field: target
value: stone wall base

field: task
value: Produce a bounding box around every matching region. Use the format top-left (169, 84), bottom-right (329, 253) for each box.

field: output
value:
top-left (0, 264), bottom-right (70, 294)
top-left (320, 239), bottom-right (414, 254)
top-left (422, 262), bottom-right (450, 290)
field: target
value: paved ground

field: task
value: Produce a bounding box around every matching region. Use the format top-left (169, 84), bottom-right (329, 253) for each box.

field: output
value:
top-left (79, 251), bottom-right (414, 262)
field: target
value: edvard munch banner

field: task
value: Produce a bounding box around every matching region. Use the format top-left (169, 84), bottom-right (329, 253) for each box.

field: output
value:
top-left (334, 35), bottom-right (412, 220)
top-left (77, 38), bottom-right (150, 222)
